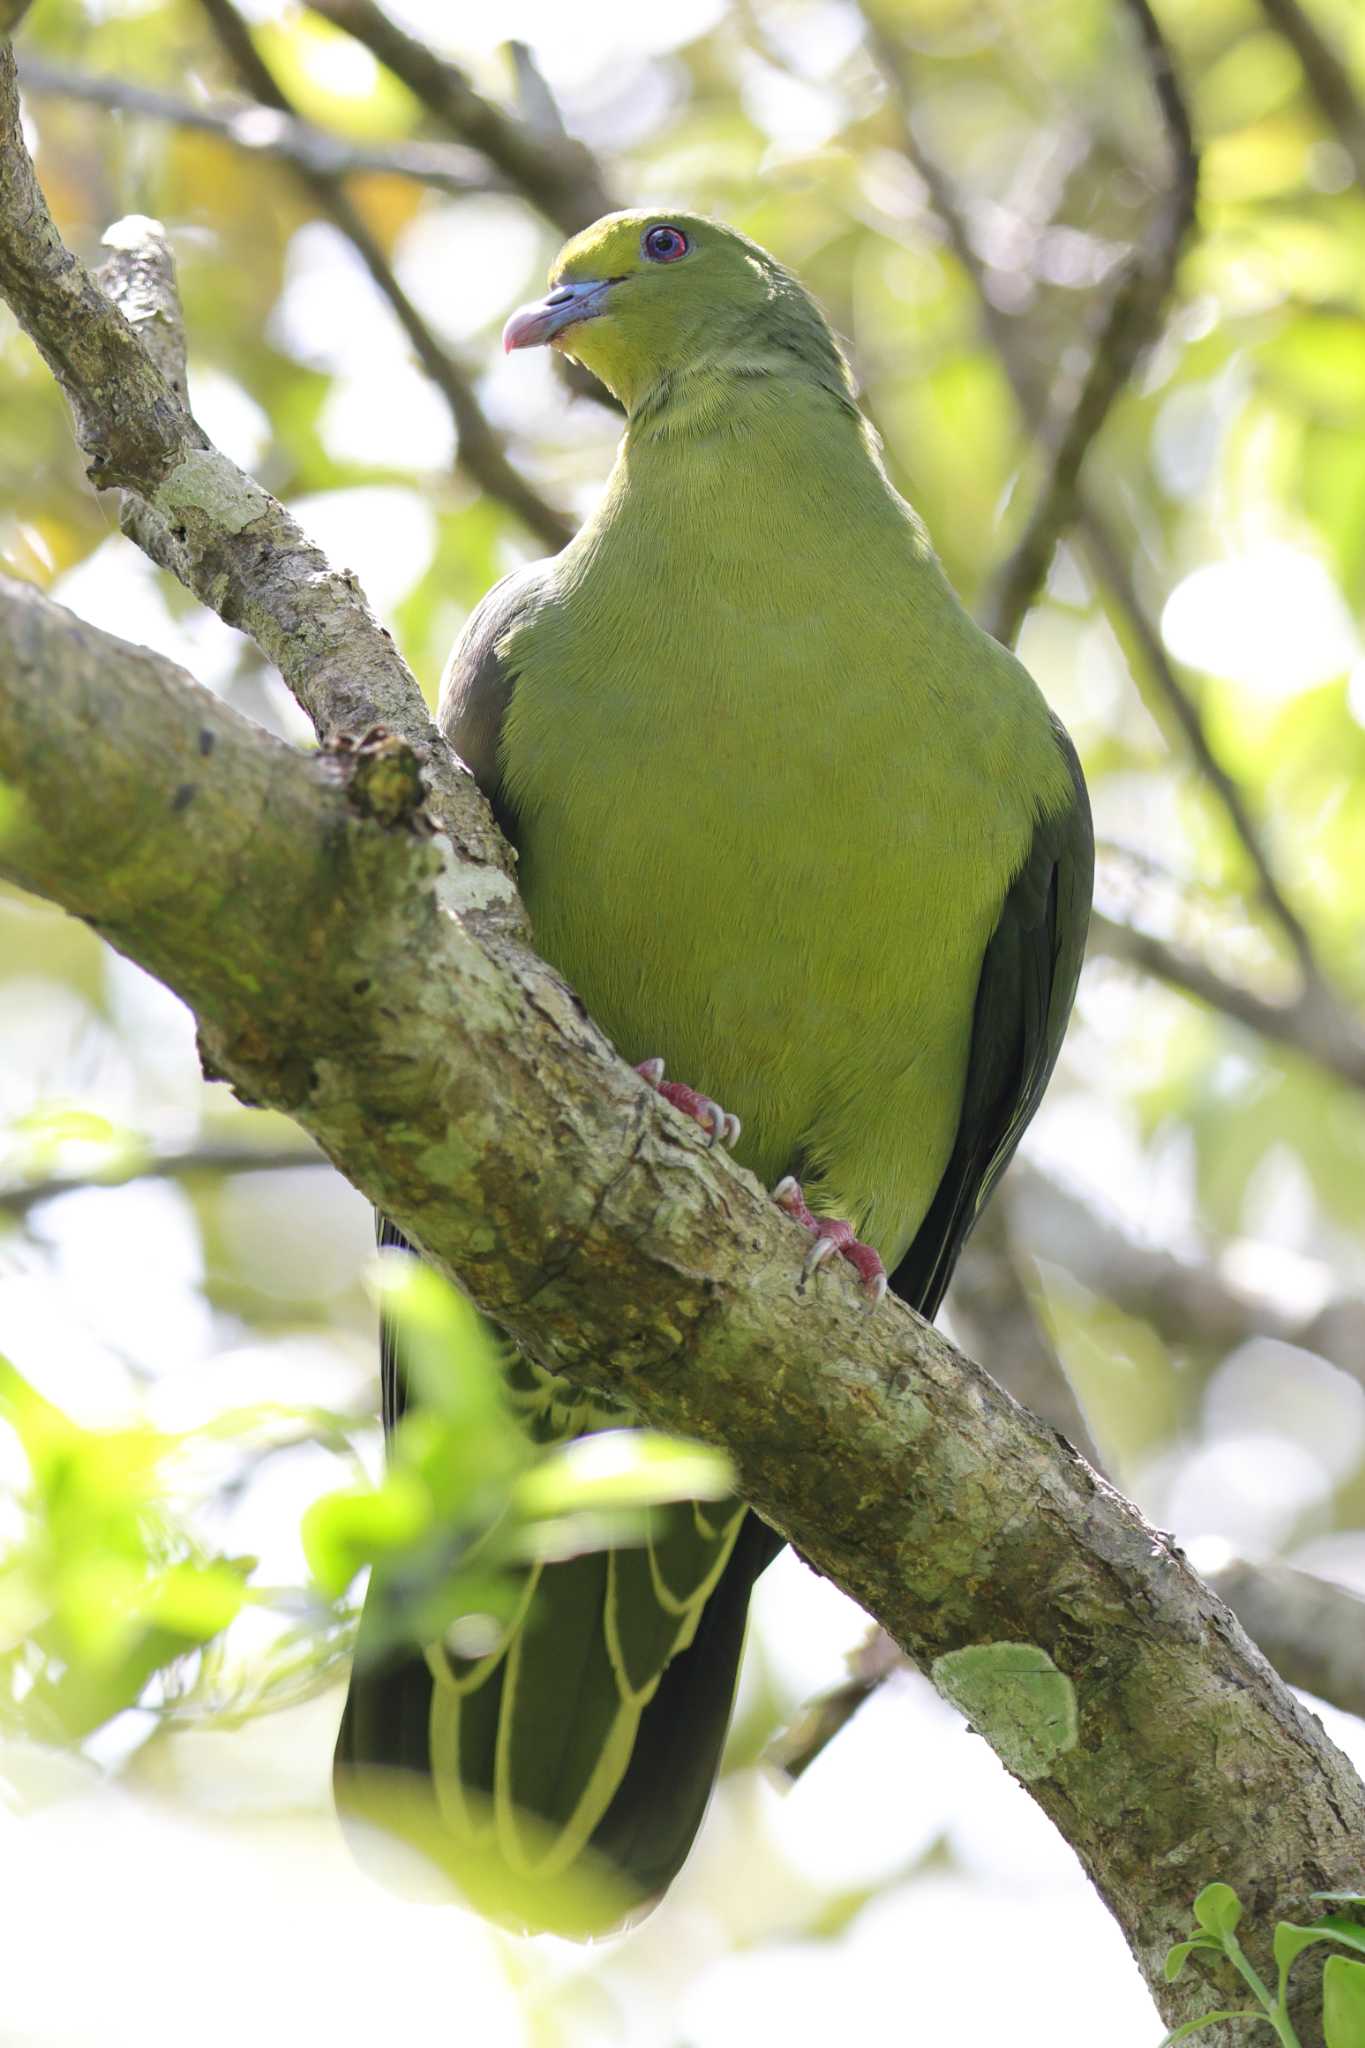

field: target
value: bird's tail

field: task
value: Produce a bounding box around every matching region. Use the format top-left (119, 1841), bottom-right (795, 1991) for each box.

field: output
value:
top-left (335, 1222), bottom-right (781, 1937)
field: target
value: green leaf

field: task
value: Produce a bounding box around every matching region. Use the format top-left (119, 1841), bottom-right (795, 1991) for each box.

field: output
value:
top-left (1315, 1897), bottom-right (1365, 1909)
top-left (1194, 1884), bottom-right (1245, 1938)
top-left (511, 1428), bottom-right (733, 1520)
top-left (1155, 2013), bottom-right (1260, 2045)
top-left (301, 1468), bottom-right (432, 1596)
top-left (1276, 1920), bottom-right (1331, 1973)
top-left (1166, 1937), bottom-right (1225, 1981)
top-left (1324, 1955), bottom-right (1365, 2048)
top-left (1319, 1922), bottom-right (1365, 1957)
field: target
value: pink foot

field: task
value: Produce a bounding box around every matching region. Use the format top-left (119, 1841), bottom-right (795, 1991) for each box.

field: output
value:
top-left (773, 1175), bottom-right (887, 1305)
top-left (636, 1057), bottom-right (741, 1149)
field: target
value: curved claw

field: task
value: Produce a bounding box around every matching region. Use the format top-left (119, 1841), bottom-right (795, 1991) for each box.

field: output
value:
top-left (635, 1058), bottom-right (742, 1151)
top-left (801, 1234), bottom-right (838, 1278)
top-left (774, 1175), bottom-right (887, 1307)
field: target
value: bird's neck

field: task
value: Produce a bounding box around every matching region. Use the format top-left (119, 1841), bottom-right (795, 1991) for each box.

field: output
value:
top-left (580, 351), bottom-right (898, 558)
top-left (624, 335), bottom-right (859, 446)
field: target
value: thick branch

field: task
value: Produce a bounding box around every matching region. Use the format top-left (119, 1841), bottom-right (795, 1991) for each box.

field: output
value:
top-left (192, 0), bottom-right (571, 552)
top-left (17, 55), bottom-right (500, 197)
top-left (2, 576), bottom-right (1363, 2039)
top-left (303, 0), bottom-right (612, 235)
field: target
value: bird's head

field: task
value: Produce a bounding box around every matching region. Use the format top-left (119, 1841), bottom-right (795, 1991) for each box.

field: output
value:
top-left (503, 210), bottom-right (851, 415)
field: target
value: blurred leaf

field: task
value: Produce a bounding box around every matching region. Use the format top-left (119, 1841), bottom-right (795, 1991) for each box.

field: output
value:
top-left (511, 1428), bottom-right (733, 1519)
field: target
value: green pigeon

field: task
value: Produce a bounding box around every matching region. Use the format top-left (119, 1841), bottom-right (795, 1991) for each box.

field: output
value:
top-left (336, 209), bottom-right (1092, 1934)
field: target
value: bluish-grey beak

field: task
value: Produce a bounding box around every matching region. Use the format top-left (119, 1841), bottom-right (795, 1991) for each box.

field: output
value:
top-left (503, 277), bottom-right (615, 353)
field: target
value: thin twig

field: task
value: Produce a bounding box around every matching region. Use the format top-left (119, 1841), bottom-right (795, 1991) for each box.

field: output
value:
top-left (1089, 908), bottom-right (1365, 1088)
top-left (766, 1626), bottom-right (904, 1780)
top-left (1005, 1160), bottom-right (1365, 1387)
top-left (194, 0), bottom-right (572, 552)
top-left (304, 0), bottom-right (612, 235)
top-left (1255, 0), bottom-right (1365, 188)
top-left (17, 55), bottom-right (500, 197)
top-left (0, 1143), bottom-right (328, 1221)
top-left (1081, 509), bottom-right (1320, 982)
top-left (980, 0), bottom-right (1199, 645)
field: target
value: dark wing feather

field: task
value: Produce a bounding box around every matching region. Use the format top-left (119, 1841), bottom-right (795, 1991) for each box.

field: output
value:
top-left (889, 716), bottom-right (1093, 1322)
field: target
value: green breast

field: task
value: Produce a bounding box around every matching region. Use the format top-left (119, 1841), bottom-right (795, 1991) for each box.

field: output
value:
top-left (499, 392), bottom-right (1071, 1267)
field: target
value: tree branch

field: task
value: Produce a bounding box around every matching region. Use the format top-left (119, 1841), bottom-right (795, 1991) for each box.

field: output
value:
top-left (947, 1196), bottom-right (1108, 1468)
top-left (3, 571), bottom-right (1363, 2037)
top-left (1206, 1559), bottom-right (1365, 1723)
top-left (979, 0), bottom-right (1199, 646)
top-left (0, 1142), bottom-right (327, 1222)
top-left (1255, 0), bottom-right (1365, 189)
top-left (1089, 908), bottom-right (1365, 1089)
top-left (302, 0), bottom-right (613, 235)
top-left (16, 54), bottom-right (502, 197)
top-left (191, 0), bottom-right (572, 552)
top-left (0, 57), bottom-right (518, 934)
top-left (774, 1556), bottom-right (1365, 1781)
top-left (1082, 509), bottom-right (1322, 984)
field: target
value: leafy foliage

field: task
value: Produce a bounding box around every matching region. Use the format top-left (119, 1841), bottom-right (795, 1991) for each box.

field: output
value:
top-left (1162, 1886), bottom-right (1365, 2045)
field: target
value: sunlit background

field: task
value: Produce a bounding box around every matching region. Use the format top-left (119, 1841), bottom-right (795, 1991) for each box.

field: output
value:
top-left (4, 0), bottom-right (1365, 2040)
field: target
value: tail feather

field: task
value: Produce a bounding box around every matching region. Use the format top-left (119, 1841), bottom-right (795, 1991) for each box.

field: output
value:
top-left (337, 1217), bottom-right (780, 1933)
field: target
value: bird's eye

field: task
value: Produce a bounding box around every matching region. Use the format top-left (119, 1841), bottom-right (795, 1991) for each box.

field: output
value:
top-left (643, 224), bottom-right (689, 263)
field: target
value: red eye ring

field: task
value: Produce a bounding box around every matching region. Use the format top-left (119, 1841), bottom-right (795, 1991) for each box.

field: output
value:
top-left (643, 224), bottom-right (689, 263)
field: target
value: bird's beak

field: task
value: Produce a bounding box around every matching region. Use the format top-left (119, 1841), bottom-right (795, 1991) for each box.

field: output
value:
top-left (502, 277), bottom-right (615, 354)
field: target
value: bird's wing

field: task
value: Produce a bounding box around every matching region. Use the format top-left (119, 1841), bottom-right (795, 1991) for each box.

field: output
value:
top-left (889, 716), bottom-right (1093, 1323)
top-left (436, 557), bottom-right (554, 838)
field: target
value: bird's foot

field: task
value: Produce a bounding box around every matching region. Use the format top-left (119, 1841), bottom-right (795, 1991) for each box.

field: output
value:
top-left (773, 1175), bottom-right (888, 1305)
top-left (636, 1057), bottom-right (742, 1148)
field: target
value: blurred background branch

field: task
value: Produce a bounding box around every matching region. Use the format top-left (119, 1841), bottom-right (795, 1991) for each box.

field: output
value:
top-left (977, 0), bottom-right (1199, 646)
top-left (193, 0), bottom-right (572, 549)
top-left (17, 55), bottom-right (502, 195)
top-left (303, 0), bottom-right (614, 233)
top-left (1254, 0), bottom-right (1365, 186)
